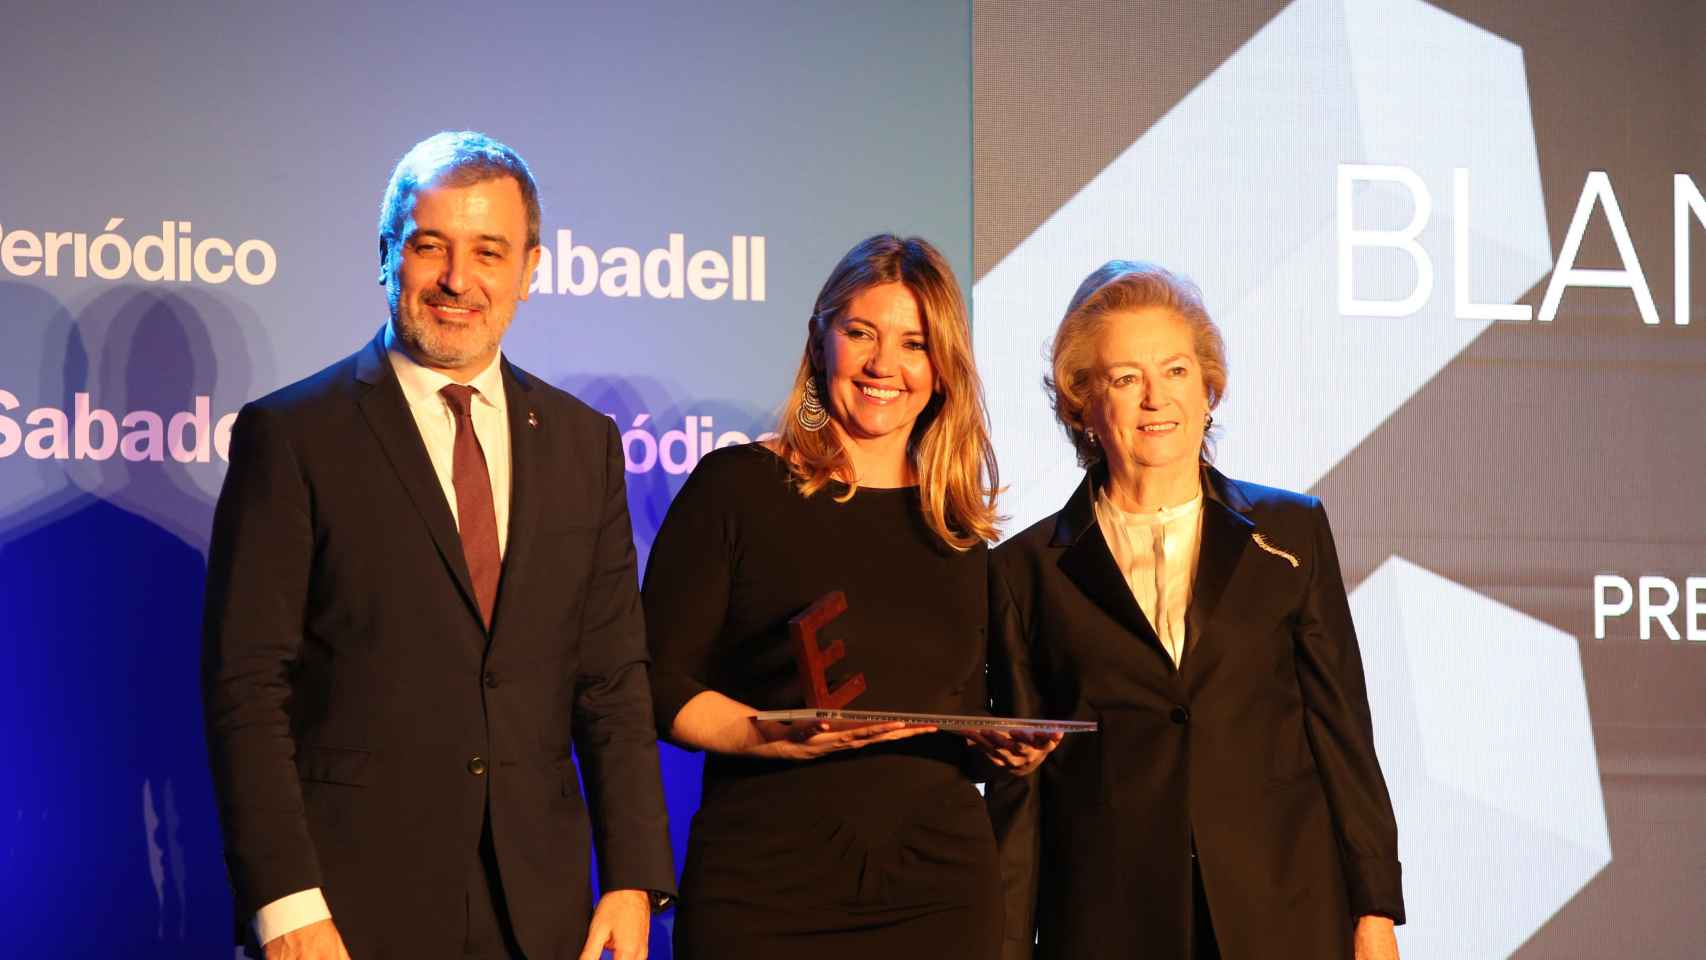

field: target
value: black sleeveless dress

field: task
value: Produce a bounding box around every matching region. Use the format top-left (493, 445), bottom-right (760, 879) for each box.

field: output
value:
top-left (643, 445), bottom-right (1001, 960)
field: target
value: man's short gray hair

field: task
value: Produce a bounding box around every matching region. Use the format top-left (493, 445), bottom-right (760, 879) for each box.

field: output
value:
top-left (378, 131), bottom-right (542, 254)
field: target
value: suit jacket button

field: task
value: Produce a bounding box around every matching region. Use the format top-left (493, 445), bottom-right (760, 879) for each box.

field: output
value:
top-left (484, 672), bottom-right (499, 688)
top-left (1170, 706), bottom-right (1190, 725)
top-left (468, 756), bottom-right (488, 776)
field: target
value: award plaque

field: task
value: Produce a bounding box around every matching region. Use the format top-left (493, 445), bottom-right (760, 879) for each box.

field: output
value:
top-left (766, 590), bottom-right (1098, 735)
top-left (753, 707), bottom-right (1097, 735)
top-left (790, 591), bottom-right (867, 709)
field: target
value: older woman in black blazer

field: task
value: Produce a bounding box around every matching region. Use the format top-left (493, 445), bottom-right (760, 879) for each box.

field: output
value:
top-left (986, 261), bottom-right (1404, 960)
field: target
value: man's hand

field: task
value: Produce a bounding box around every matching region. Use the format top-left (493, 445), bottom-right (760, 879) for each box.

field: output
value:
top-left (264, 918), bottom-right (351, 960)
top-left (578, 888), bottom-right (651, 960)
top-left (1354, 915), bottom-right (1400, 960)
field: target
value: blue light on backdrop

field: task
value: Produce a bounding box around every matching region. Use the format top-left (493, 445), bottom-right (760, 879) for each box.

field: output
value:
top-left (0, 2), bottom-right (969, 954)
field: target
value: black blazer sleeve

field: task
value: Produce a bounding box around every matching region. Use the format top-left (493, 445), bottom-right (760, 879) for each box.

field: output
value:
top-left (570, 417), bottom-right (677, 896)
top-left (200, 403), bottom-right (322, 915)
top-left (1295, 499), bottom-right (1405, 922)
top-left (986, 557), bottom-right (1042, 960)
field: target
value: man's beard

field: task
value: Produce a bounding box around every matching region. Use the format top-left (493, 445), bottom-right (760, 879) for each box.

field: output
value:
top-left (391, 290), bottom-right (509, 370)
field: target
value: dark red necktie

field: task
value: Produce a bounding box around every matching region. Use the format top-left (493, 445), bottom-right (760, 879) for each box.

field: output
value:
top-left (440, 384), bottom-right (500, 628)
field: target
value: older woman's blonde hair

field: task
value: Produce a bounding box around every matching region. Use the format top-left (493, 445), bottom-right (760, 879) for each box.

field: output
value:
top-left (772, 234), bottom-right (1000, 550)
top-left (1045, 260), bottom-right (1228, 468)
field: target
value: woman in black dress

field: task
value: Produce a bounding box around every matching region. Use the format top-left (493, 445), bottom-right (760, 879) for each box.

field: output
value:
top-left (643, 234), bottom-right (1035, 959)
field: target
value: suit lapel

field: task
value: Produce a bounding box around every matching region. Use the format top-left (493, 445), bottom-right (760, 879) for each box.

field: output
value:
top-left (1051, 472), bottom-right (1173, 672)
top-left (489, 359), bottom-right (540, 640)
top-left (353, 332), bottom-right (482, 626)
top-left (1182, 466), bottom-right (1256, 678)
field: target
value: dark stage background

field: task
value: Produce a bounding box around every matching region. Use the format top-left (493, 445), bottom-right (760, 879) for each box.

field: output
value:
top-left (975, 1), bottom-right (1703, 957)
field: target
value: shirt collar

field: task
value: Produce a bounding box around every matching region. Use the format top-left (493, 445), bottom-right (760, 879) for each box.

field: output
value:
top-left (384, 323), bottom-right (507, 413)
top-left (1095, 485), bottom-right (1204, 527)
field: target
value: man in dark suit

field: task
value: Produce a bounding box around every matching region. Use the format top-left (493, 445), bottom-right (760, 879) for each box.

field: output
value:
top-left (202, 131), bottom-right (675, 960)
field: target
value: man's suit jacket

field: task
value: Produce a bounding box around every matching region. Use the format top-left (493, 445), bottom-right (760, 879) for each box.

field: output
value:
top-left (202, 332), bottom-right (675, 959)
top-left (986, 465), bottom-right (1403, 960)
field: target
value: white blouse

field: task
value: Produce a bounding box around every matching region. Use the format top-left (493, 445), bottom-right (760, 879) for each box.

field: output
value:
top-left (1093, 487), bottom-right (1205, 667)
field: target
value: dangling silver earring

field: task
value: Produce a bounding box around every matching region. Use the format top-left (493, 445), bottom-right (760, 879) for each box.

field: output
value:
top-left (798, 375), bottom-right (829, 431)
top-left (1086, 428), bottom-right (1098, 445)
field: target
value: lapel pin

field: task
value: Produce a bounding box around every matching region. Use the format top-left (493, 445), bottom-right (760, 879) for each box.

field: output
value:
top-left (527, 409), bottom-right (539, 429)
top-left (1251, 532), bottom-right (1300, 568)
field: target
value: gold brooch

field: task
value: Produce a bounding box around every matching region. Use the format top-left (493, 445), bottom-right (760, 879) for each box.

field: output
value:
top-left (1251, 532), bottom-right (1299, 568)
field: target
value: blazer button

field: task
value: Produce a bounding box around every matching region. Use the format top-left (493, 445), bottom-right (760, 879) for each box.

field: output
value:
top-left (1170, 706), bottom-right (1190, 725)
top-left (468, 756), bottom-right (488, 776)
top-left (483, 672), bottom-right (499, 688)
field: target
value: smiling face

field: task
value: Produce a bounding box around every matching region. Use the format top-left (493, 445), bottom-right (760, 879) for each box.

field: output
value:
top-left (1085, 306), bottom-right (1210, 483)
top-left (386, 175), bottom-right (541, 380)
top-left (815, 281), bottom-right (937, 454)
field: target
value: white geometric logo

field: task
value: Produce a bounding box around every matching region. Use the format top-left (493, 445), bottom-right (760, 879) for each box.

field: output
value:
top-left (973, 0), bottom-right (1609, 953)
top-left (1353, 558), bottom-right (1610, 959)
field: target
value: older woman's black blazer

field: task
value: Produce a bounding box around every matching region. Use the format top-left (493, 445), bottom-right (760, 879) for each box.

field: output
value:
top-left (987, 466), bottom-right (1403, 960)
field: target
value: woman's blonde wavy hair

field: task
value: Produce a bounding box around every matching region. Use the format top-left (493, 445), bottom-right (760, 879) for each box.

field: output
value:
top-left (771, 234), bottom-right (1000, 550)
